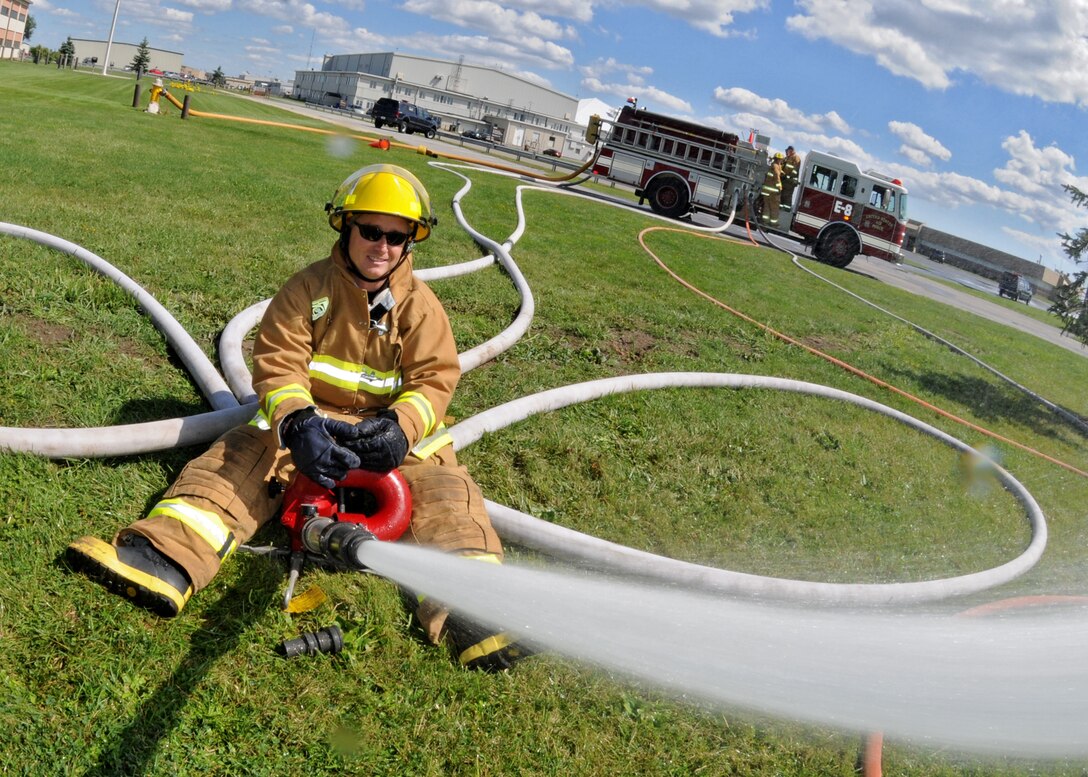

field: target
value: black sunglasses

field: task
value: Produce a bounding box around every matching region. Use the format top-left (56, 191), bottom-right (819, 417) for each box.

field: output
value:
top-left (354, 222), bottom-right (411, 246)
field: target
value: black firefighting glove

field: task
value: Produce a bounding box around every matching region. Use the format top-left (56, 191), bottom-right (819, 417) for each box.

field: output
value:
top-left (346, 409), bottom-right (409, 473)
top-left (281, 407), bottom-right (363, 488)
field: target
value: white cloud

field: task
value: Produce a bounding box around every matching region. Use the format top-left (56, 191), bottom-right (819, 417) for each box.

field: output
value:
top-left (161, 7), bottom-right (194, 22)
top-left (712, 87), bottom-right (852, 135)
top-left (238, 0), bottom-right (346, 29)
top-left (581, 76), bottom-right (691, 114)
top-left (392, 31), bottom-right (572, 74)
top-left (899, 145), bottom-right (933, 167)
top-left (785, 0), bottom-right (1088, 106)
top-left (993, 130), bottom-right (1079, 196)
top-left (173, 0), bottom-right (232, 11)
top-left (579, 57), bottom-right (653, 83)
top-left (403, 0), bottom-right (578, 41)
top-left (888, 120), bottom-right (951, 166)
top-left (624, 0), bottom-right (768, 37)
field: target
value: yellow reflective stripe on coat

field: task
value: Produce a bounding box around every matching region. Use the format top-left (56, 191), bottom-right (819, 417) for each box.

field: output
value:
top-left (248, 408), bottom-right (271, 430)
top-left (264, 383), bottom-right (312, 419)
top-left (410, 424), bottom-right (452, 460)
top-left (148, 498), bottom-right (238, 559)
top-left (309, 354), bottom-right (402, 395)
top-left (393, 390), bottom-right (437, 437)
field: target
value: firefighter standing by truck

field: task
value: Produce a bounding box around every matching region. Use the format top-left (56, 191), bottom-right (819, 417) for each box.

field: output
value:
top-left (759, 152), bottom-right (784, 228)
top-left (67, 164), bottom-right (529, 672)
top-left (780, 146), bottom-right (801, 211)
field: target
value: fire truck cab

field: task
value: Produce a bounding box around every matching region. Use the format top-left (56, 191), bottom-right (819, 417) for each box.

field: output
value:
top-left (776, 151), bottom-right (909, 268)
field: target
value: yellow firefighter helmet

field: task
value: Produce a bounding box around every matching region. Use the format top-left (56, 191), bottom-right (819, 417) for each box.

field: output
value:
top-left (326, 164), bottom-right (436, 241)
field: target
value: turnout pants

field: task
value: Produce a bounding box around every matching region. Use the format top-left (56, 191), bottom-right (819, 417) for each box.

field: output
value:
top-left (117, 415), bottom-right (502, 640)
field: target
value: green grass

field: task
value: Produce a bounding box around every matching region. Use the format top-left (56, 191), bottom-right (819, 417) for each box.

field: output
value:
top-left (2, 63), bottom-right (1088, 776)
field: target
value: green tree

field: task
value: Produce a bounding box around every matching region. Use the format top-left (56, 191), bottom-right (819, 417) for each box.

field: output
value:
top-left (1052, 184), bottom-right (1088, 346)
top-left (29, 44), bottom-right (50, 64)
top-left (57, 36), bottom-right (75, 68)
top-left (210, 66), bottom-right (226, 87)
top-left (24, 14), bottom-right (35, 42)
top-left (130, 37), bottom-right (151, 73)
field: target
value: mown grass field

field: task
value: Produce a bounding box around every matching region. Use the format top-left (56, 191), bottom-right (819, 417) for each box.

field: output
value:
top-left (2, 64), bottom-right (1088, 776)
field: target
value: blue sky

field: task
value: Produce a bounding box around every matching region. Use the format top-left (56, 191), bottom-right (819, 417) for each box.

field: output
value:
top-left (27, 0), bottom-right (1088, 275)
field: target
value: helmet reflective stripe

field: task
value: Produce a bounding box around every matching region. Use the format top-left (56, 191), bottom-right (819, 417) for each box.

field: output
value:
top-left (148, 498), bottom-right (238, 560)
top-left (410, 424), bottom-right (452, 460)
top-left (327, 164), bottom-right (435, 241)
top-left (392, 390), bottom-right (437, 437)
top-left (309, 355), bottom-right (402, 395)
top-left (264, 383), bottom-right (313, 420)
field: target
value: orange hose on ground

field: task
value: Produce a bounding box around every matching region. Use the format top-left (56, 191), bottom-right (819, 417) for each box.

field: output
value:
top-left (638, 226), bottom-right (1088, 479)
top-left (860, 732), bottom-right (883, 777)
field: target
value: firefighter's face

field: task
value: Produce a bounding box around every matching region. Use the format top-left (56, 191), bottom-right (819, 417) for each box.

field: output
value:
top-left (346, 213), bottom-right (411, 285)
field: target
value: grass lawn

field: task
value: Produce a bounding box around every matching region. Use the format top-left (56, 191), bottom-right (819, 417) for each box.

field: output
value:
top-left (2, 63), bottom-right (1088, 776)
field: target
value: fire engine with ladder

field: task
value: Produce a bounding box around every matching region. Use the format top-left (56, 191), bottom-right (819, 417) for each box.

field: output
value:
top-left (585, 104), bottom-right (909, 269)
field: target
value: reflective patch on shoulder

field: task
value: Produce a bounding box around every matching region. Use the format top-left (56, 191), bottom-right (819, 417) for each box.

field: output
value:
top-left (311, 296), bottom-right (330, 321)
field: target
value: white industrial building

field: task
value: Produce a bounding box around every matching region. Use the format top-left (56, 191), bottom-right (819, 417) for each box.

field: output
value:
top-left (293, 52), bottom-right (586, 157)
top-left (68, 38), bottom-right (183, 73)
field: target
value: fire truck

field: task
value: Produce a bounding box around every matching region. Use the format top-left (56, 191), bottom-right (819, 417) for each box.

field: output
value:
top-left (586, 105), bottom-right (909, 268)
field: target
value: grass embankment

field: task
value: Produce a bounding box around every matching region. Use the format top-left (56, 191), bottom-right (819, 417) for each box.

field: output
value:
top-left (2, 64), bottom-right (1087, 776)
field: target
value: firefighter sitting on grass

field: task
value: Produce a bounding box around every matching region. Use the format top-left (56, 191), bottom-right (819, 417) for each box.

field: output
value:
top-left (67, 163), bottom-right (528, 672)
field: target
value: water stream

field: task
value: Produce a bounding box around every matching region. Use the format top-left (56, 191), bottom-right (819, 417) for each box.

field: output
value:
top-left (358, 539), bottom-right (1088, 759)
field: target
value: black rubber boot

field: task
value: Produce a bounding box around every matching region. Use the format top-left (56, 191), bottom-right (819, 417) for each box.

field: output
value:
top-left (66, 534), bottom-right (193, 618)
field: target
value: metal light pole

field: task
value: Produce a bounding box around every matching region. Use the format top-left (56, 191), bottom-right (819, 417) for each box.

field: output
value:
top-left (101, 0), bottom-right (120, 75)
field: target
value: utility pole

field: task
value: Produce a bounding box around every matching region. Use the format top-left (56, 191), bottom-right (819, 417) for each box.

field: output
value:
top-left (102, 0), bottom-right (121, 75)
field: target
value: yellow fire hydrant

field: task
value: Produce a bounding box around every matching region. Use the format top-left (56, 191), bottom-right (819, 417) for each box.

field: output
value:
top-left (147, 78), bottom-right (164, 114)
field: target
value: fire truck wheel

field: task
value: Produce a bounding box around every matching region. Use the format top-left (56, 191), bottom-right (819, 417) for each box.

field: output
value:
top-left (814, 225), bottom-right (860, 268)
top-left (646, 176), bottom-right (690, 219)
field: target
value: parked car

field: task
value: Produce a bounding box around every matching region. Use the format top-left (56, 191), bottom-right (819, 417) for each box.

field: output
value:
top-left (998, 271), bottom-right (1033, 303)
top-left (541, 148), bottom-right (562, 158)
top-left (461, 129), bottom-right (491, 142)
top-left (370, 98), bottom-right (439, 138)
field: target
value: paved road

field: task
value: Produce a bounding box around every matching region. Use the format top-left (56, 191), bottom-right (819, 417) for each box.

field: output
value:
top-left (843, 254), bottom-right (1086, 358)
top-left (723, 226), bottom-right (1087, 359)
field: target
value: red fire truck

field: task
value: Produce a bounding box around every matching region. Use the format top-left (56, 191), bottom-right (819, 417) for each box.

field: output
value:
top-left (587, 106), bottom-right (909, 268)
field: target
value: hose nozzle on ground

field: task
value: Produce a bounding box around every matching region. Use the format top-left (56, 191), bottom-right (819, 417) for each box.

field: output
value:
top-left (278, 625), bottom-right (344, 658)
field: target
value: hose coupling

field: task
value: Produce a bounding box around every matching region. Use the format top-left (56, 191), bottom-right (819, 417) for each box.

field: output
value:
top-left (299, 516), bottom-right (376, 568)
top-left (279, 625), bottom-right (344, 658)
